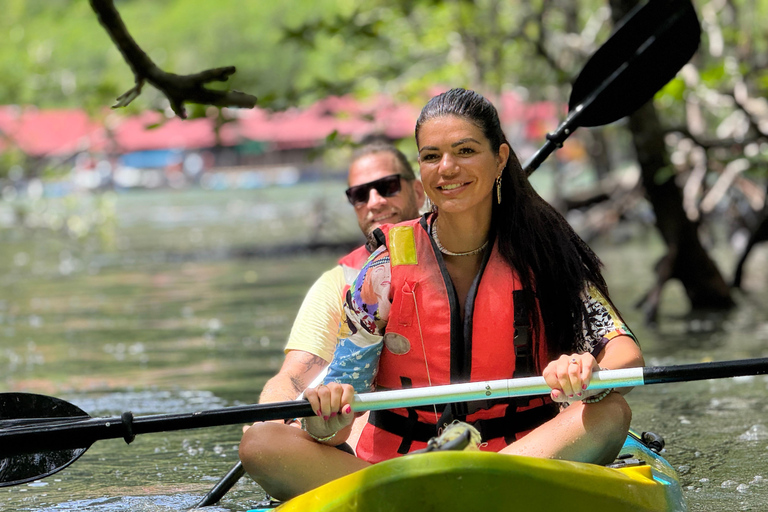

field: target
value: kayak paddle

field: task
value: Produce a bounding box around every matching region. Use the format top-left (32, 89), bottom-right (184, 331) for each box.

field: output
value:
top-left (522, 0), bottom-right (701, 174)
top-left (2, 357), bottom-right (768, 488)
top-left (195, 2), bottom-right (702, 505)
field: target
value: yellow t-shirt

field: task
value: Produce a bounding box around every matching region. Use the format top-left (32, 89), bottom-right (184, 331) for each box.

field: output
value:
top-left (283, 265), bottom-right (347, 363)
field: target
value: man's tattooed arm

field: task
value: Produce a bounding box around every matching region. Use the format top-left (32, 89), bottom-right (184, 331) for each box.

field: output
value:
top-left (259, 351), bottom-right (329, 404)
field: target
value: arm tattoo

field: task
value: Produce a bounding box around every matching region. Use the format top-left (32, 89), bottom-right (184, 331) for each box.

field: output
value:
top-left (289, 353), bottom-right (328, 395)
top-left (301, 354), bottom-right (328, 373)
top-left (289, 375), bottom-right (303, 396)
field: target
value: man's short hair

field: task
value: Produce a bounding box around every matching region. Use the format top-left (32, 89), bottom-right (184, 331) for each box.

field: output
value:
top-left (350, 143), bottom-right (416, 181)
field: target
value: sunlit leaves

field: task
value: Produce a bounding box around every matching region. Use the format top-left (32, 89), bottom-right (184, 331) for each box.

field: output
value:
top-left (656, 76), bottom-right (686, 103)
top-left (698, 62), bottom-right (727, 88)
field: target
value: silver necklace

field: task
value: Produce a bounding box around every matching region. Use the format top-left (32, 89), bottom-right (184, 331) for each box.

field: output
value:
top-left (430, 221), bottom-right (488, 257)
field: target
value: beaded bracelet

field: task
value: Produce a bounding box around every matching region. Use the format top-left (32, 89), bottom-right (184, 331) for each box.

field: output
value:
top-left (582, 387), bottom-right (613, 404)
top-left (300, 418), bottom-right (339, 442)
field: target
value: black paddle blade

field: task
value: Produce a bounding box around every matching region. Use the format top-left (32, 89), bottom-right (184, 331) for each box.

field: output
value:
top-left (0, 393), bottom-right (91, 487)
top-left (569, 0), bottom-right (701, 127)
top-left (523, 0), bottom-right (701, 175)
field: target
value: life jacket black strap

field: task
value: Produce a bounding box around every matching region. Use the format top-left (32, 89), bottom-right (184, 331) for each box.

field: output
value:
top-left (369, 409), bottom-right (438, 454)
top-left (368, 402), bottom-right (559, 449)
top-left (513, 289), bottom-right (535, 377)
top-left (435, 403), bottom-right (464, 433)
top-left (367, 227), bottom-right (387, 252)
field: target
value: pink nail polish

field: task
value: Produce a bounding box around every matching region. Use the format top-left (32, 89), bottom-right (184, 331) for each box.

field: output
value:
top-left (582, 384), bottom-right (587, 390)
top-left (323, 415), bottom-right (329, 421)
top-left (343, 405), bottom-right (352, 414)
top-left (330, 412), bottom-right (337, 418)
top-left (316, 410), bottom-right (322, 416)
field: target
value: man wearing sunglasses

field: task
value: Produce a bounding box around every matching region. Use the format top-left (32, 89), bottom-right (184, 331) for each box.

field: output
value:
top-left (345, 144), bottom-right (425, 237)
top-left (256, 143), bottom-right (424, 420)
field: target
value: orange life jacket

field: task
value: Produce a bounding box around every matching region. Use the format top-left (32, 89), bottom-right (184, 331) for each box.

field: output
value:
top-left (338, 245), bottom-right (371, 272)
top-left (355, 216), bottom-right (558, 463)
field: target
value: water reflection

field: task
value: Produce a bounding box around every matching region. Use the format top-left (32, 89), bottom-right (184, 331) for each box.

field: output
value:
top-left (2, 389), bottom-right (265, 512)
top-left (2, 187), bottom-right (768, 510)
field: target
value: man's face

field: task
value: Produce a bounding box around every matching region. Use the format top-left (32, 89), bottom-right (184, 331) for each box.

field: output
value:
top-left (347, 152), bottom-right (425, 235)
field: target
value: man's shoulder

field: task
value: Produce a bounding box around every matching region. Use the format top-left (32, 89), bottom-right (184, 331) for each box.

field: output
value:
top-left (338, 245), bottom-right (371, 267)
top-left (317, 264), bottom-right (347, 289)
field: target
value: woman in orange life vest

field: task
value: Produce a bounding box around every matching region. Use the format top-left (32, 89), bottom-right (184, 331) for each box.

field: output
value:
top-left (239, 88), bottom-right (644, 500)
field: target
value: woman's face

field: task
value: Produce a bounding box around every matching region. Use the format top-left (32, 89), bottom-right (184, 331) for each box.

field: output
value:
top-left (417, 115), bottom-right (509, 216)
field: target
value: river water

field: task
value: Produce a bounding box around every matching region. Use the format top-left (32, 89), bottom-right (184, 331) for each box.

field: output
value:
top-left (1, 183), bottom-right (767, 511)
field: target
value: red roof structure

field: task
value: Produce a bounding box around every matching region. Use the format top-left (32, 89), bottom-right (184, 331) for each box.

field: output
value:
top-left (0, 94), bottom-right (559, 160)
top-left (0, 106), bottom-right (105, 157)
top-left (235, 95), bottom-right (419, 149)
top-left (113, 111), bottom-right (239, 152)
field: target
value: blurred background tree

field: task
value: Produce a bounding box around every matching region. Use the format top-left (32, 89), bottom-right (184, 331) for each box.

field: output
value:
top-left (2, 0), bottom-right (767, 322)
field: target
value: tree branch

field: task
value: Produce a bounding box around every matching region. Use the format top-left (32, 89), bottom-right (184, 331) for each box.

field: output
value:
top-left (89, 0), bottom-right (257, 118)
top-left (666, 126), bottom-right (763, 151)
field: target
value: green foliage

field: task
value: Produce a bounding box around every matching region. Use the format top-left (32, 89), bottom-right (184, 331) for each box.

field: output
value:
top-left (656, 77), bottom-right (686, 103)
top-left (1, 0), bottom-right (614, 112)
top-left (3, 0), bottom-right (767, 177)
top-left (1, 0), bottom-right (118, 108)
top-left (0, 147), bottom-right (26, 179)
top-left (698, 62), bottom-right (727, 87)
top-left (0, 0), bottom-right (349, 111)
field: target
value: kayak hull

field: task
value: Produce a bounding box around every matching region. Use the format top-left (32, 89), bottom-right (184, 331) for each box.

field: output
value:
top-left (249, 433), bottom-right (685, 512)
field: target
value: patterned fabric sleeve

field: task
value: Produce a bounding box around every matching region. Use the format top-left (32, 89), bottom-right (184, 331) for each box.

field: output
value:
top-left (575, 285), bottom-right (637, 357)
top-left (323, 246), bottom-right (392, 392)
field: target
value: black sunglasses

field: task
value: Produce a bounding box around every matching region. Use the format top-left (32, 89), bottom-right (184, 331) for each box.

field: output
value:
top-left (345, 174), bottom-right (402, 205)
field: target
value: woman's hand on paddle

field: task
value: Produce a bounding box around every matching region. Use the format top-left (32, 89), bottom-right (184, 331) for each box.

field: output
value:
top-left (302, 382), bottom-right (356, 441)
top-left (543, 353), bottom-right (600, 403)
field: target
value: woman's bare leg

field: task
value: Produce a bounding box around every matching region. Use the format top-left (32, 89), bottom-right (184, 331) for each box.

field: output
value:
top-left (500, 392), bottom-right (632, 464)
top-left (239, 422), bottom-right (370, 501)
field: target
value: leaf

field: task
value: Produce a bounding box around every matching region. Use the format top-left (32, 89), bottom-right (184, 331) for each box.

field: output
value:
top-left (698, 62), bottom-right (727, 87)
top-left (656, 77), bottom-right (686, 102)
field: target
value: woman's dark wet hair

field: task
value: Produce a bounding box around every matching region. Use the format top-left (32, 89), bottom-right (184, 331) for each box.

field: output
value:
top-left (416, 88), bottom-right (619, 366)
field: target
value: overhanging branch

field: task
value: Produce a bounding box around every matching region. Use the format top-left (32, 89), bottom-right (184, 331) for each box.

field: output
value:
top-left (89, 0), bottom-right (257, 118)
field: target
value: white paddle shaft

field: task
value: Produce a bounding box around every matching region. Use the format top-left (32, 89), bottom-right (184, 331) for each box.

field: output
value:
top-left (352, 368), bottom-right (645, 412)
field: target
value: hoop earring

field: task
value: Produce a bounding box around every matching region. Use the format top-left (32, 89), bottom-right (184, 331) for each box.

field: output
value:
top-left (495, 174), bottom-right (502, 205)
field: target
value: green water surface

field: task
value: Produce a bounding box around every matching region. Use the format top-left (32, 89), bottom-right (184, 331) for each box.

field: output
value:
top-left (2, 185), bottom-right (768, 511)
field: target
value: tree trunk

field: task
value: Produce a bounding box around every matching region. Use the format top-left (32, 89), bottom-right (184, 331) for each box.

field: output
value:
top-left (583, 129), bottom-right (612, 180)
top-left (732, 179), bottom-right (768, 288)
top-left (609, 0), bottom-right (734, 323)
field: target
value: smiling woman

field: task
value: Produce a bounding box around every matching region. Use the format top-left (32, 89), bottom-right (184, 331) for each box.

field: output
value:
top-left (416, 116), bottom-right (508, 257)
top-left (238, 88), bottom-right (644, 501)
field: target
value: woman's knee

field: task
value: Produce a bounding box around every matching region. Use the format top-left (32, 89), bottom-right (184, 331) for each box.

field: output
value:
top-left (239, 422), bottom-right (291, 472)
top-left (603, 392), bottom-right (632, 434)
top-left (587, 392), bottom-right (632, 462)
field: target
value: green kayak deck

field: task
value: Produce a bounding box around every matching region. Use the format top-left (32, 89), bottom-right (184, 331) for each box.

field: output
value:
top-left (248, 433), bottom-right (685, 512)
